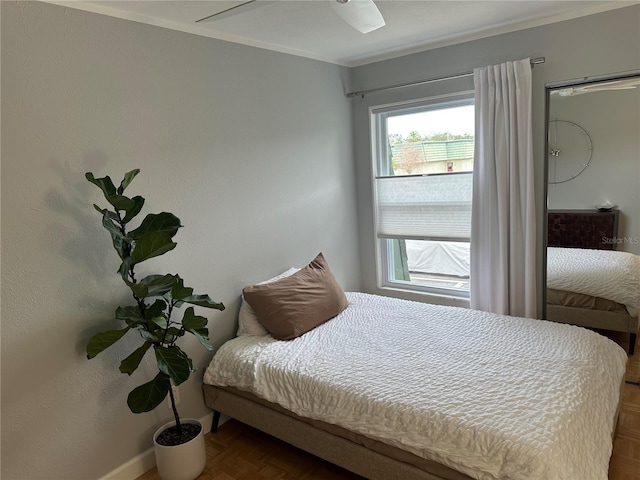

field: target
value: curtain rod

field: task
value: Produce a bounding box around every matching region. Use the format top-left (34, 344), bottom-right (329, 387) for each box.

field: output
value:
top-left (346, 57), bottom-right (545, 98)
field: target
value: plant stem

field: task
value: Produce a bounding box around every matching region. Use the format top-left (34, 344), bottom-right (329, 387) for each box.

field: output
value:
top-left (168, 384), bottom-right (182, 434)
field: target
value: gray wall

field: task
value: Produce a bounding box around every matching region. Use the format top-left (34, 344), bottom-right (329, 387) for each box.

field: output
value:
top-left (1, 2), bottom-right (360, 479)
top-left (350, 5), bottom-right (640, 311)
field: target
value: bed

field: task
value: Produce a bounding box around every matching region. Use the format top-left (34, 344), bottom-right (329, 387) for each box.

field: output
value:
top-left (546, 209), bottom-right (640, 355)
top-left (202, 254), bottom-right (628, 480)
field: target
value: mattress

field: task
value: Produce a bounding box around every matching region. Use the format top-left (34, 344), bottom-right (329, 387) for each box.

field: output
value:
top-left (547, 246), bottom-right (640, 315)
top-left (204, 292), bottom-right (627, 480)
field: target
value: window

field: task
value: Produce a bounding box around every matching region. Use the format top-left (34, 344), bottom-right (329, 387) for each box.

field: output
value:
top-left (371, 94), bottom-right (474, 297)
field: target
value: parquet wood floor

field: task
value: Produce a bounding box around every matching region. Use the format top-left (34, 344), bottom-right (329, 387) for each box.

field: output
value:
top-left (138, 332), bottom-right (640, 480)
top-left (606, 331), bottom-right (640, 480)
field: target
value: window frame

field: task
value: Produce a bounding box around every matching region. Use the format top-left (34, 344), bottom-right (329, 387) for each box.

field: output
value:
top-left (370, 91), bottom-right (475, 298)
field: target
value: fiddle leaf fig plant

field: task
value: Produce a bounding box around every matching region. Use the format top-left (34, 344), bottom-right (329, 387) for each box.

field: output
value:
top-left (85, 169), bottom-right (224, 435)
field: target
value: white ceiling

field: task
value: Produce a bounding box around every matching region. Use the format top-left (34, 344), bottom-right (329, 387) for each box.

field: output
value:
top-left (47, 0), bottom-right (637, 66)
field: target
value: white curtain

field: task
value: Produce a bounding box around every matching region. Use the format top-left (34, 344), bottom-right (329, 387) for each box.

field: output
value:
top-left (470, 58), bottom-right (537, 318)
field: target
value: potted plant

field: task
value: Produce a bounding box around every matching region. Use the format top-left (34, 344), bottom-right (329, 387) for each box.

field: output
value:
top-left (85, 169), bottom-right (224, 480)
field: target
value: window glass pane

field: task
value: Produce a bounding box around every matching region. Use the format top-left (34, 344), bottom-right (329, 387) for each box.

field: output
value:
top-left (386, 104), bottom-right (474, 175)
top-left (402, 239), bottom-right (470, 292)
top-left (373, 96), bottom-right (474, 296)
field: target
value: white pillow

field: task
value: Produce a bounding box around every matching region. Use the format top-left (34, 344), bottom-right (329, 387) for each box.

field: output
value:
top-left (236, 267), bottom-right (300, 336)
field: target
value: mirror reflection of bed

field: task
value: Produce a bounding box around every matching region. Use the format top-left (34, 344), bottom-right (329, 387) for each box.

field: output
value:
top-left (544, 72), bottom-right (640, 355)
top-left (546, 209), bottom-right (639, 354)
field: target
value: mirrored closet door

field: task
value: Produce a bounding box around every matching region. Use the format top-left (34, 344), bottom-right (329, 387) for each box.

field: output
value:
top-left (543, 71), bottom-right (640, 354)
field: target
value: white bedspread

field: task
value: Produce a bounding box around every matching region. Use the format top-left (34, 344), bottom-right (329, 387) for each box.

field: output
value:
top-left (547, 247), bottom-right (640, 314)
top-left (204, 293), bottom-right (627, 480)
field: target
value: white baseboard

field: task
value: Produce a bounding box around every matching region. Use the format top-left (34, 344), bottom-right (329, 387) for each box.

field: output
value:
top-left (98, 412), bottom-right (215, 480)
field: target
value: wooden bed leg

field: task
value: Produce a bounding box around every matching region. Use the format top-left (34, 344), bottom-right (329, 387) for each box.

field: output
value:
top-left (629, 333), bottom-right (636, 356)
top-left (211, 410), bottom-right (222, 433)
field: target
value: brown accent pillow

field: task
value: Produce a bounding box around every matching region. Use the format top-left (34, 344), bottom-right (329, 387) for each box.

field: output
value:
top-left (242, 253), bottom-right (348, 340)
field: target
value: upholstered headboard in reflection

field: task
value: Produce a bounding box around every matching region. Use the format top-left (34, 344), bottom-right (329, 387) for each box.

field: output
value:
top-left (547, 209), bottom-right (618, 250)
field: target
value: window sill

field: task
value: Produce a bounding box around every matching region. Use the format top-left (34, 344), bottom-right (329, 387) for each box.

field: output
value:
top-left (373, 285), bottom-right (470, 309)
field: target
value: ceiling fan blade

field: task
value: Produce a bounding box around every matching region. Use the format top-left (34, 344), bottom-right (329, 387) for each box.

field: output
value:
top-left (552, 77), bottom-right (640, 96)
top-left (330, 0), bottom-right (385, 34)
top-left (582, 79), bottom-right (640, 89)
top-left (195, 1), bottom-right (274, 23)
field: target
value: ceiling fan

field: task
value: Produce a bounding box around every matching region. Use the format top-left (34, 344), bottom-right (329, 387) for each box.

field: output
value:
top-left (195, 0), bottom-right (386, 34)
top-left (552, 78), bottom-right (640, 97)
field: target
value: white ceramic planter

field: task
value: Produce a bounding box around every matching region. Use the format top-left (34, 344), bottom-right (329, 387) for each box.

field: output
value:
top-left (153, 418), bottom-right (206, 480)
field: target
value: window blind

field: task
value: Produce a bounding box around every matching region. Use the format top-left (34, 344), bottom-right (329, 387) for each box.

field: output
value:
top-left (375, 172), bottom-right (472, 241)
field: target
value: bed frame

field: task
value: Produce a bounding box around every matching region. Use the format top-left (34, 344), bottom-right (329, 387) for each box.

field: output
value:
top-left (547, 305), bottom-right (637, 354)
top-left (204, 386), bottom-right (470, 480)
top-left (203, 380), bottom-right (625, 480)
top-left (546, 209), bottom-right (638, 354)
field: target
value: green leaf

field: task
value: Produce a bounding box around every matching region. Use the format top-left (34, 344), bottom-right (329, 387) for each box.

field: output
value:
top-left (182, 307), bottom-right (207, 330)
top-left (101, 211), bottom-right (124, 239)
top-left (182, 294), bottom-right (225, 311)
top-left (151, 316), bottom-right (168, 330)
top-left (172, 346), bottom-right (194, 372)
top-left (144, 299), bottom-right (167, 318)
top-left (125, 279), bottom-right (148, 299)
top-left (128, 213), bottom-right (182, 240)
top-left (122, 196), bottom-right (145, 224)
top-left (167, 327), bottom-right (184, 337)
top-left (155, 346), bottom-right (191, 385)
top-left (117, 169), bottom-right (140, 195)
top-left (171, 277), bottom-right (193, 300)
top-left (93, 204), bottom-right (118, 221)
top-left (181, 308), bottom-right (213, 350)
top-left (111, 234), bottom-right (128, 261)
top-left (86, 172), bottom-right (116, 198)
top-left (127, 372), bottom-right (171, 413)
top-left (130, 232), bottom-right (177, 265)
top-left (140, 274), bottom-right (177, 297)
top-left (100, 210), bottom-right (128, 260)
top-left (118, 257), bottom-right (132, 281)
top-left (86, 327), bottom-right (130, 359)
top-left (189, 328), bottom-right (214, 351)
top-left (115, 306), bottom-right (144, 326)
top-left (126, 276), bottom-right (178, 300)
top-left (119, 341), bottom-right (152, 375)
top-left (107, 195), bottom-right (135, 212)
